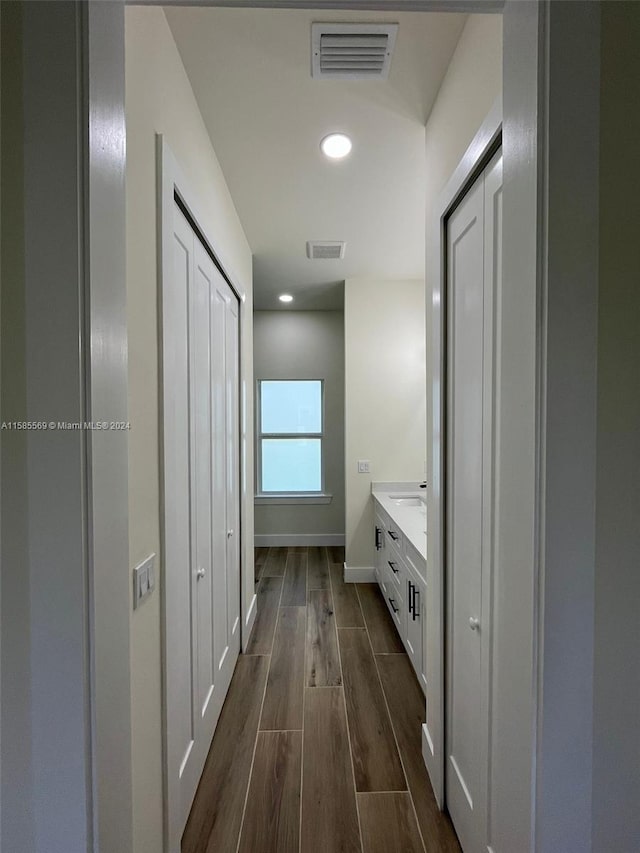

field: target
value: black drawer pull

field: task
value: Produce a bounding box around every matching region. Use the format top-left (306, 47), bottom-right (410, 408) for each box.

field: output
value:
top-left (388, 560), bottom-right (399, 574)
top-left (388, 530), bottom-right (399, 542)
top-left (388, 597), bottom-right (399, 614)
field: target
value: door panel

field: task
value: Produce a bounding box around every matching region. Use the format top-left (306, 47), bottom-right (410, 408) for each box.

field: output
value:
top-left (225, 295), bottom-right (241, 645)
top-left (447, 175), bottom-right (484, 852)
top-left (210, 282), bottom-right (229, 677)
top-left (192, 242), bottom-right (214, 725)
top-left (445, 151), bottom-right (502, 853)
top-left (167, 208), bottom-right (200, 828)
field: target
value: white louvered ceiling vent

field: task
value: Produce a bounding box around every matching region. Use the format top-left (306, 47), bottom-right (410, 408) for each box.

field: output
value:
top-left (306, 241), bottom-right (346, 260)
top-left (311, 23), bottom-right (398, 80)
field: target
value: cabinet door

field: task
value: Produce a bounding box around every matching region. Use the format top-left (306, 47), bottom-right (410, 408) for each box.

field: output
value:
top-left (405, 576), bottom-right (424, 689)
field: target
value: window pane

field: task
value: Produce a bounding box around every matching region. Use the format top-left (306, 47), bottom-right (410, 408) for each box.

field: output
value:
top-left (260, 380), bottom-right (322, 434)
top-left (261, 438), bottom-right (321, 492)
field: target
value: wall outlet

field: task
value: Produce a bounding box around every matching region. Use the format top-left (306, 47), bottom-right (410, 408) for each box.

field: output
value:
top-left (133, 553), bottom-right (156, 610)
top-left (357, 459), bottom-right (370, 474)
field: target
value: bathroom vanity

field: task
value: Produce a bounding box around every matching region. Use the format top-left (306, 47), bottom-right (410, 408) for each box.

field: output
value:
top-left (372, 483), bottom-right (427, 693)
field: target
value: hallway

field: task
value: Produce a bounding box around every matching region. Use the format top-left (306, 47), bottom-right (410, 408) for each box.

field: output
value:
top-left (182, 546), bottom-right (460, 853)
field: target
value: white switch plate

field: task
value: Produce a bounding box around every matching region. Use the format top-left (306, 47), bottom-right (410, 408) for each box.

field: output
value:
top-left (357, 459), bottom-right (370, 474)
top-left (133, 553), bottom-right (156, 610)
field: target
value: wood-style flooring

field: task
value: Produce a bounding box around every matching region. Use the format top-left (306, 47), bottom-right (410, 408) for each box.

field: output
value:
top-left (182, 546), bottom-right (461, 853)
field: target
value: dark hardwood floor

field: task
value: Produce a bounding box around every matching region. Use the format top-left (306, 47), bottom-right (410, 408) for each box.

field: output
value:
top-left (182, 545), bottom-right (461, 853)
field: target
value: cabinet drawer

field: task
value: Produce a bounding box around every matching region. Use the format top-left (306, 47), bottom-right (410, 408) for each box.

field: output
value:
top-left (404, 538), bottom-right (426, 585)
top-left (386, 555), bottom-right (402, 590)
top-left (385, 586), bottom-right (404, 634)
top-left (385, 522), bottom-right (402, 550)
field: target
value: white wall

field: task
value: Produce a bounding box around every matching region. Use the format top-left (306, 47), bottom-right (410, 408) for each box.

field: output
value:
top-left (425, 14), bottom-right (502, 240)
top-left (344, 278), bottom-right (426, 569)
top-left (125, 8), bottom-right (253, 853)
top-left (254, 310), bottom-right (345, 541)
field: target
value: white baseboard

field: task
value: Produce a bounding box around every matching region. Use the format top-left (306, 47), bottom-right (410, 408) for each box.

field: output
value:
top-left (242, 592), bottom-right (257, 652)
top-left (254, 533), bottom-right (345, 547)
top-left (343, 564), bottom-right (376, 583)
top-left (422, 723), bottom-right (443, 809)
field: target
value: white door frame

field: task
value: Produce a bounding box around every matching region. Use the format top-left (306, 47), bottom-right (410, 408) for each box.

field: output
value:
top-left (157, 135), bottom-right (256, 852)
top-left (1, 2), bottom-right (132, 852)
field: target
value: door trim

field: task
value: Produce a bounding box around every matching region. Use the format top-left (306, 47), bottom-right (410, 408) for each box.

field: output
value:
top-left (424, 98), bottom-right (502, 807)
top-left (157, 136), bottom-right (255, 852)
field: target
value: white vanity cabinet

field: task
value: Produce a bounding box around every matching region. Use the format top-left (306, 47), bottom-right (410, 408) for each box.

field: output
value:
top-left (373, 494), bottom-right (427, 692)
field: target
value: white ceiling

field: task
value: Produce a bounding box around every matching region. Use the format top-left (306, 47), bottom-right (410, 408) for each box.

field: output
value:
top-left (164, 7), bottom-right (466, 309)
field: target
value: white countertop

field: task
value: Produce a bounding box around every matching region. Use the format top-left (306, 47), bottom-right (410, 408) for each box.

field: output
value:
top-left (371, 482), bottom-right (427, 562)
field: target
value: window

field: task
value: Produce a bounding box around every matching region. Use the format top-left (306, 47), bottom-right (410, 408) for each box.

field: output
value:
top-left (257, 380), bottom-right (324, 495)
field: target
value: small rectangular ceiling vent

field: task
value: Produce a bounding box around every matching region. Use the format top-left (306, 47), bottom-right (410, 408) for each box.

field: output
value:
top-left (306, 241), bottom-right (346, 260)
top-left (311, 23), bottom-right (398, 80)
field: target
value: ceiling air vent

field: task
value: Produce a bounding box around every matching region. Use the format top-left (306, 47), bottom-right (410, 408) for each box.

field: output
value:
top-left (306, 241), bottom-right (346, 260)
top-left (311, 23), bottom-right (398, 80)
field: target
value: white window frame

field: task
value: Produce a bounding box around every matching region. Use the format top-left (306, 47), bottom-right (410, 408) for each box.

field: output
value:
top-left (255, 379), bottom-right (332, 504)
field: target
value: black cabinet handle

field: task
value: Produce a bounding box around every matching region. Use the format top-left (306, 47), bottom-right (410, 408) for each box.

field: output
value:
top-left (408, 581), bottom-right (415, 617)
top-left (412, 587), bottom-right (420, 622)
top-left (388, 597), bottom-right (399, 614)
top-left (388, 530), bottom-right (399, 542)
top-left (375, 526), bottom-right (383, 551)
top-left (388, 560), bottom-right (398, 574)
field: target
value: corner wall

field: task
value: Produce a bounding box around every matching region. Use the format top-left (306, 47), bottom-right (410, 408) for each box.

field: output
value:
top-left (344, 278), bottom-right (426, 569)
top-left (593, 3), bottom-right (640, 848)
top-left (254, 310), bottom-right (345, 543)
top-left (125, 8), bottom-right (253, 853)
top-left (425, 14), bottom-right (502, 241)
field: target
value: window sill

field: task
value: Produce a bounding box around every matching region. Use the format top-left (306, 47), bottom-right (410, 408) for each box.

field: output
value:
top-left (255, 493), bottom-right (333, 506)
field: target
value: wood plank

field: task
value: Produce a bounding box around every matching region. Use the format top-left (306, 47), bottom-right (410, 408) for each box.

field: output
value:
top-left (262, 545), bottom-right (287, 577)
top-left (260, 607), bottom-right (305, 731)
top-left (246, 576), bottom-right (283, 655)
top-left (301, 687), bottom-right (361, 853)
top-left (307, 545), bottom-right (329, 590)
top-left (255, 546), bottom-right (269, 582)
top-left (281, 550), bottom-right (307, 606)
top-left (338, 628), bottom-right (406, 792)
top-left (327, 545), bottom-right (345, 564)
top-left (356, 583), bottom-right (404, 653)
top-left (376, 655), bottom-right (461, 852)
top-left (306, 589), bottom-right (341, 687)
top-left (358, 792), bottom-right (425, 853)
top-left (182, 655), bottom-right (269, 853)
top-left (237, 731), bottom-right (302, 853)
top-left (329, 562), bottom-right (365, 628)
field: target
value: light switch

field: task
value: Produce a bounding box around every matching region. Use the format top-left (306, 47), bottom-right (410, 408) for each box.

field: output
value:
top-left (357, 459), bottom-right (370, 474)
top-left (133, 553), bottom-right (156, 610)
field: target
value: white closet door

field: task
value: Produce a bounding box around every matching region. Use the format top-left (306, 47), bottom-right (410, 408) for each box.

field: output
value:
top-left (164, 203), bottom-right (241, 851)
top-left (446, 150), bottom-right (502, 853)
top-left (225, 294), bottom-right (241, 648)
top-left (210, 271), bottom-right (240, 697)
top-left (446, 173), bottom-right (486, 853)
top-left (190, 240), bottom-right (216, 755)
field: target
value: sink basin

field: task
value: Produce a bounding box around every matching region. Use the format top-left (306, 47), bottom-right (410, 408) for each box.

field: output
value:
top-left (389, 495), bottom-right (424, 507)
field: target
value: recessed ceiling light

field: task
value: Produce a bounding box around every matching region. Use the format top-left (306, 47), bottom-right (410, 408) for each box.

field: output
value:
top-left (320, 133), bottom-right (352, 160)
top-left (279, 294), bottom-right (294, 303)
